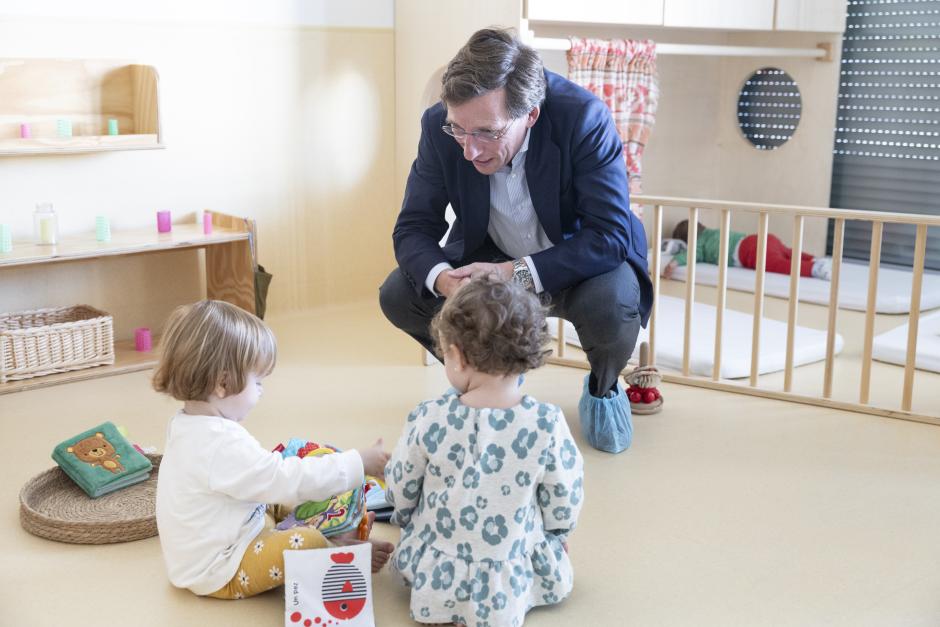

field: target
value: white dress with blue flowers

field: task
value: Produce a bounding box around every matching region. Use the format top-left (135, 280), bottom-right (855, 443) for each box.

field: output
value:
top-left (386, 389), bottom-right (585, 627)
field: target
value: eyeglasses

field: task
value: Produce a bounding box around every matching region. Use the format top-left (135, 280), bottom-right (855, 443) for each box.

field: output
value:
top-left (441, 118), bottom-right (516, 143)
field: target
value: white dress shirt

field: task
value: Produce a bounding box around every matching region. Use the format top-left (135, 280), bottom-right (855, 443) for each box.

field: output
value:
top-left (426, 129), bottom-right (553, 295)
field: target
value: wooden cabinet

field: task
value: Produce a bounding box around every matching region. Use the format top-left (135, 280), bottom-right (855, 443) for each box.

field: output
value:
top-left (0, 58), bottom-right (164, 156)
top-left (775, 0), bottom-right (847, 33)
top-left (0, 212), bottom-right (255, 394)
top-left (527, 0), bottom-right (664, 26)
top-left (527, 0), bottom-right (847, 33)
top-left (664, 0), bottom-right (775, 30)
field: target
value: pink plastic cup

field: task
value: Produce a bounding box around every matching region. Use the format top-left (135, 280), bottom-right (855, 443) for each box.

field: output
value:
top-left (203, 210), bottom-right (213, 235)
top-left (20, 123), bottom-right (31, 139)
top-left (134, 327), bottom-right (152, 352)
top-left (157, 210), bottom-right (172, 233)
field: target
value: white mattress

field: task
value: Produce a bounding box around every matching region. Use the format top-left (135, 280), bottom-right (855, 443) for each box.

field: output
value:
top-left (668, 259), bottom-right (940, 314)
top-left (549, 295), bottom-right (844, 379)
top-left (872, 310), bottom-right (940, 373)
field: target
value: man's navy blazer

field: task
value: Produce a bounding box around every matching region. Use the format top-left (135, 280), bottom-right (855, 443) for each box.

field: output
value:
top-left (393, 70), bottom-right (652, 326)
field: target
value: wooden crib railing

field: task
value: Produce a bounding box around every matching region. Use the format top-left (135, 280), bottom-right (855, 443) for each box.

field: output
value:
top-left (548, 195), bottom-right (940, 426)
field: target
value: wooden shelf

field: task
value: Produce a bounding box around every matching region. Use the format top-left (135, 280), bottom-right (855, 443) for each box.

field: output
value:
top-left (0, 212), bottom-right (257, 395)
top-left (0, 223), bottom-right (249, 268)
top-left (0, 58), bottom-right (163, 157)
top-left (0, 338), bottom-right (159, 395)
top-left (0, 133), bottom-right (162, 156)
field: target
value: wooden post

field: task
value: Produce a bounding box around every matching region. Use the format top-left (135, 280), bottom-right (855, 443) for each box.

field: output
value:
top-left (682, 207), bottom-right (699, 376)
top-left (557, 318), bottom-right (566, 359)
top-left (784, 215), bottom-right (804, 392)
top-left (823, 218), bottom-right (844, 399)
top-left (749, 212), bottom-right (769, 387)
top-left (712, 208), bottom-right (730, 381)
top-left (902, 224), bottom-right (928, 411)
top-left (860, 221), bottom-right (883, 405)
top-left (649, 205), bottom-right (663, 366)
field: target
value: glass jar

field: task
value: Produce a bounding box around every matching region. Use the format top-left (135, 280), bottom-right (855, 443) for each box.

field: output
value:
top-left (34, 202), bottom-right (58, 245)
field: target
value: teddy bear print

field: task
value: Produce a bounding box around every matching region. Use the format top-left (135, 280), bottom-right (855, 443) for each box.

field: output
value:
top-left (68, 433), bottom-right (125, 474)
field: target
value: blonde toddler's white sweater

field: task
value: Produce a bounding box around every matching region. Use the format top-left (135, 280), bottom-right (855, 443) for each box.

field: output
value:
top-left (155, 413), bottom-right (363, 595)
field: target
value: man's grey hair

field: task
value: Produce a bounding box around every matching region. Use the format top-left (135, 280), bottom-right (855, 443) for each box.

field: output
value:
top-left (441, 27), bottom-right (546, 119)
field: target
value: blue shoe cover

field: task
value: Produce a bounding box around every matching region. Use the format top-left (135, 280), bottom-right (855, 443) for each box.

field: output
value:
top-left (578, 375), bottom-right (633, 453)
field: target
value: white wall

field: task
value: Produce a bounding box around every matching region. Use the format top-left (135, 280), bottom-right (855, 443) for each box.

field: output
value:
top-left (0, 0), bottom-right (394, 28)
top-left (0, 2), bottom-right (396, 337)
top-left (394, 0), bottom-right (524, 202)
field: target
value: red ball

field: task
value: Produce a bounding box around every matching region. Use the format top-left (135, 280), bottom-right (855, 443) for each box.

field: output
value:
top-left (643, 390), bottom-right (658, 404)
top-left (628, 390), bottom-right (642, 403)
top-left (291, 613), bottom-right (302, 623)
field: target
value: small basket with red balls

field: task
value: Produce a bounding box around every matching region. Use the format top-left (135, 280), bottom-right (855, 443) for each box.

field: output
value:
top-left (623, 342), bottom-right (663, 415)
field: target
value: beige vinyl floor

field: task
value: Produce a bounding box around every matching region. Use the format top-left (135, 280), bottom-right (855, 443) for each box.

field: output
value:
top-left (3, 299), bottom-right (940, 627)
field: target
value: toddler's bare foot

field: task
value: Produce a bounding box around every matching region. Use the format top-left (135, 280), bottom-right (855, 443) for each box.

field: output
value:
top-left (370, 537), bottom-right (393, 572)
top-left (359, 511), bottom-right (394, 572)
top-left (332, 511), bottom-right (394, 573)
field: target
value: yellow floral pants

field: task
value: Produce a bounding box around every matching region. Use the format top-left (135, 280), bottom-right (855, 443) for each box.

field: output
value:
top-left (209, 510), bottom-right (328, 600)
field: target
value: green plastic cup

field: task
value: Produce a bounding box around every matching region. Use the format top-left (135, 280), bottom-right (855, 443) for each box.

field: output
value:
top-left (95, 215), bottom-right (111, 242)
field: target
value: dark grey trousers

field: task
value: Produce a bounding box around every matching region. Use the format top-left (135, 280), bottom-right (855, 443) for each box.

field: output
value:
top-left (378, 261), bottom-right (642, 397)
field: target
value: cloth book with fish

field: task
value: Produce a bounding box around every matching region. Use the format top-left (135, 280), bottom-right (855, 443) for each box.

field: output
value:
top-left (51, 421), bottom-right (153, 498)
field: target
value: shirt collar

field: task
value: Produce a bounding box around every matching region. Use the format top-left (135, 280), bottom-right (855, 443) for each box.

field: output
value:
top-left (498, 128), bottom-right (531, 175)
top-left (511, 127), bottom-right (531, 170)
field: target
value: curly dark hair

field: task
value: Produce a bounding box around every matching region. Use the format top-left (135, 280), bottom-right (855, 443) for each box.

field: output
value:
top-left (431, 275), bottom-right (550, 376)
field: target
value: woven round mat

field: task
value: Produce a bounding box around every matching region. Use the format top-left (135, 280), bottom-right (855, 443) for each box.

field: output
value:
top-left (19, 454), bottom-right (161, 544)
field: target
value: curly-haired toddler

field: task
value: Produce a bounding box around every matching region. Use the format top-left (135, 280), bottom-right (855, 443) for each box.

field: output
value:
top-left (385, 276), bottom-right (585, 626)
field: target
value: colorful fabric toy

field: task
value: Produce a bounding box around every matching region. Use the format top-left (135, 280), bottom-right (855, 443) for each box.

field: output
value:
top-left (363, 476), bottom-right (393, 522)
top-left (273, 439), bottom-right (367, 537)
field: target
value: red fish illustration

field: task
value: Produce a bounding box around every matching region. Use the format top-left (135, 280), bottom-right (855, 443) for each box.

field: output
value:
top-left (321, 552), bottom-right (367, 620)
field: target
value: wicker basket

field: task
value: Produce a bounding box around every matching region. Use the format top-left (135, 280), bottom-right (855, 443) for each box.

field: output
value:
top-left (0, 305), bottom-right (114, 383)
top-left (19, 454), bottom-right (161, 544)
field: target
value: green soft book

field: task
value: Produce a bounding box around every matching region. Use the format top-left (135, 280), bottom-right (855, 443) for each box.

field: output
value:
top-left (51, 422), bottom-right (153, 498)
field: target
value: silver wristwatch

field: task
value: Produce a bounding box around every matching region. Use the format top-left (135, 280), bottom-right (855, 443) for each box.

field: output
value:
top-left (512, 259), bottom-right (535, 292)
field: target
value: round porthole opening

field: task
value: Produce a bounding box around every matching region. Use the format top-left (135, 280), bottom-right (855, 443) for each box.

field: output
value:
top-left (737, 67), bottom-right (801, 150)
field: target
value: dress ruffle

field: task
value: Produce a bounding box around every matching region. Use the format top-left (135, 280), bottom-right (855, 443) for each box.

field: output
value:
top-left (391, 529), bottom-right (573, 626)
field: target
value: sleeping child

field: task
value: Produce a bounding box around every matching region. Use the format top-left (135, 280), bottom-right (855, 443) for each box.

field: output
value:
top-left (385, 276), bottom-right (584, 626)
top-left (662, 220), bottom-right (832, 281)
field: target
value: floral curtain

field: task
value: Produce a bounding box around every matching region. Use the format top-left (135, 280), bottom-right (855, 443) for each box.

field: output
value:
top-left (567, 38), bottom-right (659, 218)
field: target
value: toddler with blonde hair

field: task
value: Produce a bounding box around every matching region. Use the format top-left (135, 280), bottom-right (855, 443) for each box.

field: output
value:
top-left (153, 299), bottom-right (393, 599)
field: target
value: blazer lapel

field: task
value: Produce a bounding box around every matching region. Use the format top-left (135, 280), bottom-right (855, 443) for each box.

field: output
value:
top-left (456, 158), bottom-right (490, 254)
top-left (525, 114), bottom-right (561, 242)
